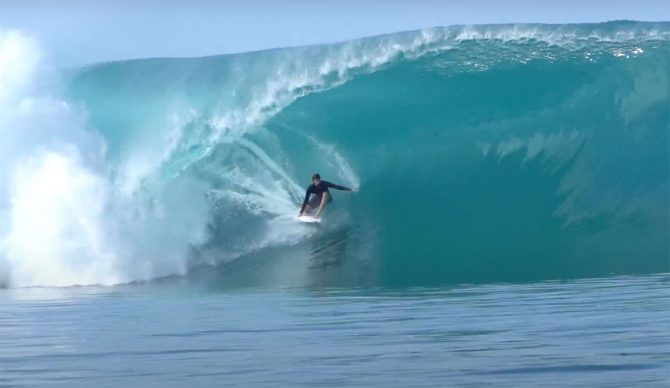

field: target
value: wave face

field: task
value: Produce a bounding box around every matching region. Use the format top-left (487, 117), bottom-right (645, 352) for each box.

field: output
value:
top-left (0, 21), bottom-right (668, 287)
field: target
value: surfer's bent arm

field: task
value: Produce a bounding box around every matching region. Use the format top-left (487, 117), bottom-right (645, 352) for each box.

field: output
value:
top-left (300, 187), bottom-right (313, 214)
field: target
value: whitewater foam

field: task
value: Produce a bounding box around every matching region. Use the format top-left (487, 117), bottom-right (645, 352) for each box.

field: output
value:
top-left (0, 30), bottom-right (211, 287)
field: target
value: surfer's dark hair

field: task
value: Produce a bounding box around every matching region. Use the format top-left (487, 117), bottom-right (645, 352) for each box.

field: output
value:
top-left (312, 173), bottom-right (320, 180)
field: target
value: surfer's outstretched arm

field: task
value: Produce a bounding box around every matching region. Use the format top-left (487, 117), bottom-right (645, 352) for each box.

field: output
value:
top-left (324, 181), bottom-right (358, 191)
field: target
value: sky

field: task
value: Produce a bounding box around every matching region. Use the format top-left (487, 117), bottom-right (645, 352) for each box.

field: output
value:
top-left (1, 0), bottom-right (668, 67)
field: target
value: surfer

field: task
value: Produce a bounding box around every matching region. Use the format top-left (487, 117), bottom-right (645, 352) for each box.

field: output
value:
top-left (299, 173), bottom-right (358, 219)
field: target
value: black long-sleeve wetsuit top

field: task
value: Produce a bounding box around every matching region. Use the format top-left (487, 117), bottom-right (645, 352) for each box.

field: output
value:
top-left (300, 181), bottom-right (351, 212)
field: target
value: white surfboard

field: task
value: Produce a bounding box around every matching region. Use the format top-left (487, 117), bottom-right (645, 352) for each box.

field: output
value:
top-left (298, 215), bottom-right (321, 223)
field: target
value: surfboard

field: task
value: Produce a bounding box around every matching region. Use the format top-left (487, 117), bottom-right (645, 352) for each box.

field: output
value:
top-left (298, 215), bottom-right (321, 223)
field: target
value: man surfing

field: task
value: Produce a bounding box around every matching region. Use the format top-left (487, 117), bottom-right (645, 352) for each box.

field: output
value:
top-left (298, 173), bottom-right (358, 219)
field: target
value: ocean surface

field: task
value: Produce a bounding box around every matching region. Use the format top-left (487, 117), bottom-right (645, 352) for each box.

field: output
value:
top-left (1, 274), bottom-right (669, 387)
top-left (0, 21), bottom-right (668, 386)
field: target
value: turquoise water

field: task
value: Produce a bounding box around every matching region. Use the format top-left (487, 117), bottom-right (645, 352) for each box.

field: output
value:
top-left (1, 274), bottom-right (668, 387)
top-left (1, 22), bottom-right (667, 287)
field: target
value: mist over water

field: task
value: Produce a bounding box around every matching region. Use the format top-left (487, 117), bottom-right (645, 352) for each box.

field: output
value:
top-left (0, 21), bottom-right (668, 288)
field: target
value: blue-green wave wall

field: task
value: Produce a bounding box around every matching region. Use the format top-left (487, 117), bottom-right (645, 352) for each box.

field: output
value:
top-left (67, 21), bottom-right (670, 286)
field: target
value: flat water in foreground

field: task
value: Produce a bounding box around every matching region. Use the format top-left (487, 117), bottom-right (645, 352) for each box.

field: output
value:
top-left (1, 274), bottom-right (668, 387)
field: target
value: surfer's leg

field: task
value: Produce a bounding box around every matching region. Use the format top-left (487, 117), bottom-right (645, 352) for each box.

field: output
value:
top-left (305, 194), bottom-right (321, 214)
top-left (315, 192), bottom-right (331, 218)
